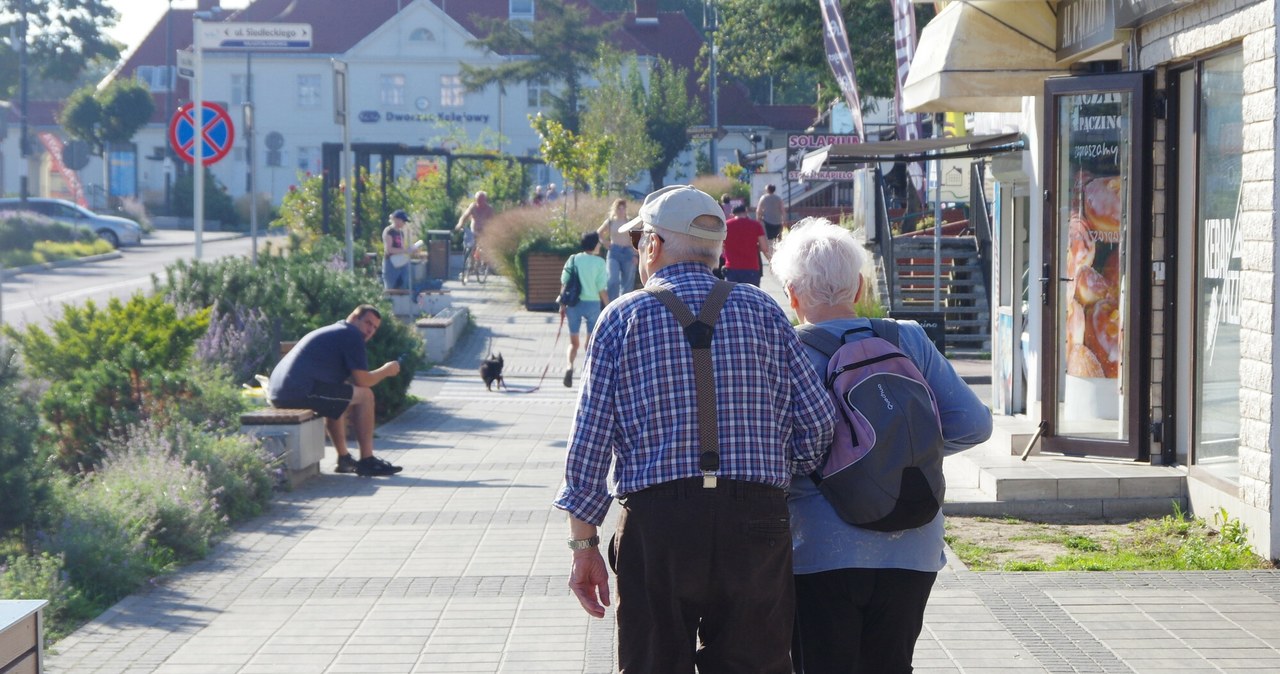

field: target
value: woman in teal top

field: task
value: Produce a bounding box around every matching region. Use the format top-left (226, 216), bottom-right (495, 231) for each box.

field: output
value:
top-left (560, 231), bottom-right (609, 387)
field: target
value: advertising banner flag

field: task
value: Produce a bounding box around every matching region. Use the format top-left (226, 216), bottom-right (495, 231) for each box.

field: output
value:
top-left (37, 132), bottom-right (87, 207)
top-left (819, 0), bottom-right (865, 140)
top-left (891, 0), bottom-right (926, 201)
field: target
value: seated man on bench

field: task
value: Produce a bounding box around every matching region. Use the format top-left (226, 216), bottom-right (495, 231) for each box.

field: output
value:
top-left (267, 305), bottom-right (404, 477)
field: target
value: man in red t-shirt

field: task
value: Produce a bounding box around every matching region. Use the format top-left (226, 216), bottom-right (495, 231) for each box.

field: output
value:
top-left (722, 203), bottom-right (770, 286)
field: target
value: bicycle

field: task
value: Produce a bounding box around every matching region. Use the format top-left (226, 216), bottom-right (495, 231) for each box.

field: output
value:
top-left (461, 244), bottom-right (489, 285)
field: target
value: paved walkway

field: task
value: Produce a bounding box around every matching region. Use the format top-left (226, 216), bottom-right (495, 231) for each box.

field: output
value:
top-left (45, 264), bottom-right (1280, 673)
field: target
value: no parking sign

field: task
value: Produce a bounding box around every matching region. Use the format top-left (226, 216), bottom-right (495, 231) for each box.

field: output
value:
top-left (169, 102), bottom-right (235, 166)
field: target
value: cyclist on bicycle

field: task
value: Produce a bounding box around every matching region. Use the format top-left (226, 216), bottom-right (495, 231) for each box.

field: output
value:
top-left (455, 191), bottom-right (493, 282)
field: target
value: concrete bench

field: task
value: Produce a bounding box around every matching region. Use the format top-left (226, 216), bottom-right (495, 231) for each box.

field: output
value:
top-left (416, 306), bottom-right (470, 363)
top-left (240, 407), bottom-right (325, 487)
top-left (384, 288), bottom-right (452, 319)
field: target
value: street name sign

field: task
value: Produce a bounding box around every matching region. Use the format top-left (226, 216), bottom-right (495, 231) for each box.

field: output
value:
top-left (198, 22), bottom-right (313, 50)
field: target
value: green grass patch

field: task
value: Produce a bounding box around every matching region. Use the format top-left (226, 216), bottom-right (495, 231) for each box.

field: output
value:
top-left (946, 509), bottom-right (1273, 572)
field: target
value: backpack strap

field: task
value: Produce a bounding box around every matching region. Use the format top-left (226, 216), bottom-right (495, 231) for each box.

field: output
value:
top-left (642, 280), bottom-right (734, 488)
top-left (869, 317), bottom-right (901, 347)
top-left (796, 324), bottom-right (844, 358)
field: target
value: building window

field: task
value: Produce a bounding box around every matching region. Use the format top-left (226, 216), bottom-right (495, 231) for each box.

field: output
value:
top-left (297, 75), bottom-right (321, 108)
top-left (528, 80), bottom-right (553, 108)
top-left (510, 0), bottom-right (534, 21)
top-left (297, 146), bottom-right (320, 174)
top-left (409, 28), bottom-right (435, 42)
top-left (440, 75), bottom-right (465, 107)
top-left (136, 65), bottom-right (174, 92)
top-left (231, 74), bottom-right (254, 105)
top-left (380, 74), bottom-right (406, 106)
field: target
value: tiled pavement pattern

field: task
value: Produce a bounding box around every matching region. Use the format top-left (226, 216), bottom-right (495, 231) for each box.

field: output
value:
top-left (45, 265), bottom-right (1280, 673)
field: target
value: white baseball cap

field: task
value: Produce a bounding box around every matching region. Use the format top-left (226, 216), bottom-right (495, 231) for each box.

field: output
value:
top-left (618, 185), bottom-right (727, 242)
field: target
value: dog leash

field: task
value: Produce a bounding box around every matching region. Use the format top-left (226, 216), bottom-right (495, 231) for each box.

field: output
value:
top-left (502, 312), bottom-right (566, 394)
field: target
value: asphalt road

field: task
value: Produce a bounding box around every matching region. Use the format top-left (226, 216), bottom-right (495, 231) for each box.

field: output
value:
top-left (0, 231), bottom-right (275, 331)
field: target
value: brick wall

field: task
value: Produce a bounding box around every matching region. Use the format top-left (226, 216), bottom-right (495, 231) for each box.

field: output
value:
top-left (1139, 0), bottom-right (1276, 510)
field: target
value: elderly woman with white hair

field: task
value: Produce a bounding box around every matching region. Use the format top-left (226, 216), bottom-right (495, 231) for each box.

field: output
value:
top-left (771, 217), bottom-right (992, 674)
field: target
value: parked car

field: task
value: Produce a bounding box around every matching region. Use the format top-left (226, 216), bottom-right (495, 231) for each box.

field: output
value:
top-left (0, 197), bottom-right (144, 248)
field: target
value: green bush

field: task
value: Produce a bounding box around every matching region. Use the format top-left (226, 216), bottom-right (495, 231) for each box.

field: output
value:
top-left (158, 241), bottom-right (423, 418)
top-left (95, 425), bottom-right (225, 561)
top-left (45, 474), bottom-right (164, 604)
top-left (0, 345), bottom-right (51, 540)
top-left (4, 292), bottom-right (209, 376)
top-left (0, 552), bottom-right (93, 641)
top-left (4, 294), bottom-right (214, 469)
top-left (172, 422), bottom-right (275, 523)
top-left (0, 212), bottom-right (98, 267)
top-left (173, 170), bottom-right (239, 228)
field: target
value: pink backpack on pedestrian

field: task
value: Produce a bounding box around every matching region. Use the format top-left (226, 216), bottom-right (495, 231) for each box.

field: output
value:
top-left (796, 319), bottom-right (945, 531)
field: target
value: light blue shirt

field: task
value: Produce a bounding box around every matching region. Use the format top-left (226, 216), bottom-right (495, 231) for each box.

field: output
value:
top-left (788, 318), bottom-right (993, 574)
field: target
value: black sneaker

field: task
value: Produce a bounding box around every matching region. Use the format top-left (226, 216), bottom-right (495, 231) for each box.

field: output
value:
top-left (563, 368), bottom-right (573, 388)
top-left (335, 453), bottom-right (359, 474)
top-left (356, 455), bottom-right (403, 477)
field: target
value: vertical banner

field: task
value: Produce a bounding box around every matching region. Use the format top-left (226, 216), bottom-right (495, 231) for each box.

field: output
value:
top-left (891, 0), bottom-right (926, 201)
top-left (819, 0), bottom-right (866, 140)
top-left (37, 132), bottom-right (88, 207)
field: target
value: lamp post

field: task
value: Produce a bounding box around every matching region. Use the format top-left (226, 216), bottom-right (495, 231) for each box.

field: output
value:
top-left (704, 1), bottom-right (719, 176)
top-left (165, 0), bottom-right (174, 214)
top-left (17, 0), bottom-right (29, 204)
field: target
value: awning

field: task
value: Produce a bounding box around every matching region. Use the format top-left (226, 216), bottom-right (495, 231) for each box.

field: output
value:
top-left (801, 132), bottom-right (1025, 171)
top-left (903, 1), bottom-right (1063, 113)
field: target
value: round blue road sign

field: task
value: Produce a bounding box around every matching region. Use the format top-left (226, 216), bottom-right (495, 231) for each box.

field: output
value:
top-left (168, 102), bottom-right (235, 166)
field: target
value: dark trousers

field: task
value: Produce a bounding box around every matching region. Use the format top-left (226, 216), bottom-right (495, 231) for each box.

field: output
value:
top-left (723, 268), bottom-right (762, 287)
top-left (792, 567), bottom-right (937, 674)
top-left (610, 478), bottom-right (794, 674)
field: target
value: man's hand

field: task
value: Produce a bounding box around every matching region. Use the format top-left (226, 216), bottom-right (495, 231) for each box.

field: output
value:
top-left (568, 548), bottom-right (611, 618)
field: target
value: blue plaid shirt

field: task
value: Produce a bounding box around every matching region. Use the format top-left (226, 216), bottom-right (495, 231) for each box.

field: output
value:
top-left (554, 263), bottom-right (836, 526)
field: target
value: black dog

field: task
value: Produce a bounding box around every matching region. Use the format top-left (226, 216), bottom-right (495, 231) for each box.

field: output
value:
top-left (479, 353), bottom-right (505, 391)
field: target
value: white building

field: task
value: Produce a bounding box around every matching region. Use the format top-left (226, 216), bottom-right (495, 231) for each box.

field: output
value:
top-left (1, 0), bottom-right (797, 215)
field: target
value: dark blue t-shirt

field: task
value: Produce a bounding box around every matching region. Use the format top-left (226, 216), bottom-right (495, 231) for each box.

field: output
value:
top-left (268, 321), bottom-right (369, 400)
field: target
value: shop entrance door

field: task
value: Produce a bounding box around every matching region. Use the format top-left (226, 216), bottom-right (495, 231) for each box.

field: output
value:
top-left (1040, 73), bottom-right (1152, 459)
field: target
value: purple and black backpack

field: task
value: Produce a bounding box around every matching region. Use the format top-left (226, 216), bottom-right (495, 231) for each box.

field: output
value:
top-left (796, 319), bottom-right (945, 532)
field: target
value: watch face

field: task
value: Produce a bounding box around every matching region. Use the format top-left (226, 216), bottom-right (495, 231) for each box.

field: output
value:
top-left (415, 97), bottom-right (430, 111)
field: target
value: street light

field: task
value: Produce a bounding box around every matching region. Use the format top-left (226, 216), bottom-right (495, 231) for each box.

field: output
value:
top-left (704, 1), bottom-right (719, 176)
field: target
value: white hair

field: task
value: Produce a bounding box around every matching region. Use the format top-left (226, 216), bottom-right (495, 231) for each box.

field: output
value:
top-left (654, 217), bottom-right (723, 268)
top-left (770, 217), bottom-right (865, 308)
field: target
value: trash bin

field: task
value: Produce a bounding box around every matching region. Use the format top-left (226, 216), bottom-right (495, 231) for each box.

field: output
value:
top-left (423, 229), bottom-right (452, 281)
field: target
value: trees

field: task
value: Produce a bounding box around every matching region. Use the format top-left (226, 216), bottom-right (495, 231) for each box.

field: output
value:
top-left (460, 0), bottom-right (615, 134)
top-left (530, 113), bottom-right (613, 204)
top-left (59, 79), bottom-right (155, 204)
top-left (713, 0), bottom-right (934, 107)
top-left (582, 51), bottom-right (657, 194)
top-left (0, 0), bottom-right (120, 99)
top-left (637, 58), bottom-right (703, 189)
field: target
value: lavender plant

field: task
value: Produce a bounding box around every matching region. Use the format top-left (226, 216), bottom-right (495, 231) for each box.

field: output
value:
top-left (194, 305), bottom-right (275, 386)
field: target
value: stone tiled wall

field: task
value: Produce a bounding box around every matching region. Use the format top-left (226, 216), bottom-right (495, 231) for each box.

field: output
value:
top-left (1139, 0), bottom-right (1276, 524)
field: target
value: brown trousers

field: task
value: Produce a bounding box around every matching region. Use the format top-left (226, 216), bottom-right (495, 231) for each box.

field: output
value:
top-left (609, 477), bottom-right (795, 674)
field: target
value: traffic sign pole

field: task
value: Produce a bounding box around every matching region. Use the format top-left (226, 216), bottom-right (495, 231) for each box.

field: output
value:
top-left (194, 15), bottom-right (205, 261)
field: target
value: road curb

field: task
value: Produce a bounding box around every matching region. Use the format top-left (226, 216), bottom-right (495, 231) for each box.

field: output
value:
top-left (1, 251), bottom-right (124, 280)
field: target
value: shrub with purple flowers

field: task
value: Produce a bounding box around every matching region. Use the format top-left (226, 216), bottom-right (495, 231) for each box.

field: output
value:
top-left (194, 305), bottom-right (276, 386)
top-left (94, 426), bottom-right (226, 562)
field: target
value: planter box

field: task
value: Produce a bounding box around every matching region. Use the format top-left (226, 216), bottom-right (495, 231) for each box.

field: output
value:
top-left (416, 306), bottom-right (470, 364)
top-left (0, 600), bottom-right (46, 674)
top-left (523, 250), bottom-right (571, 312)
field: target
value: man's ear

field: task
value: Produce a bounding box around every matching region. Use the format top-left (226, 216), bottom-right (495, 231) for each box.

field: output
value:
top-left (853, 276), bottom-right (864, 305)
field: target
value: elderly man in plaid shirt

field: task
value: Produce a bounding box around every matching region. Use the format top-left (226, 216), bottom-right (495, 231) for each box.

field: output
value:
top-left (553, 185), bottom-right (836, 673)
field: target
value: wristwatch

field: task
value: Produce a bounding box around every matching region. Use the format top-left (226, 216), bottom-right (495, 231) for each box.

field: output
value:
top-left (567, 535), bottom-right (600, 550)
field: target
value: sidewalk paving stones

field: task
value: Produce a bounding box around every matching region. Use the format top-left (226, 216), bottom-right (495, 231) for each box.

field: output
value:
top-left (42, 262), bottom-right (1280, 673)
